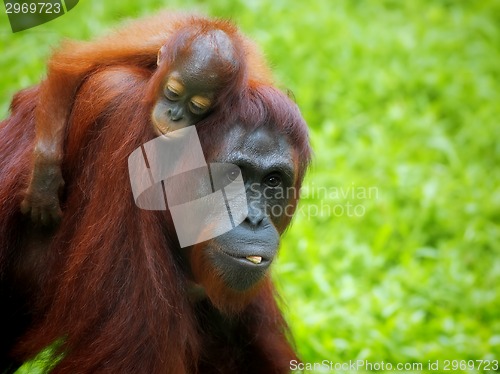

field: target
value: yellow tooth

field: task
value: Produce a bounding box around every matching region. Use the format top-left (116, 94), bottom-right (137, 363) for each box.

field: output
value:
top-left (246, 256), bottom-right (262, 264)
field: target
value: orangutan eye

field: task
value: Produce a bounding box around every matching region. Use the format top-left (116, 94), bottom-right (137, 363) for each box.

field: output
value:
top-left (165, 78), bottom-right (184, 101)
top-left (263, 174), bottom-right (282, 188)
top-left (226, 168), bottom-right (240, 182)
top-left (189, 96), bottom-right (212, 115)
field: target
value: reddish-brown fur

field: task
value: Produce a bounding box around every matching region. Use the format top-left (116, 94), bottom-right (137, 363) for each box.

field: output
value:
top-left (36, 11), bottom-right (272, 141)
top-left (34, 12), bottom-right (271, 158)
top-left (23, 12), bottom-right (274, 224)
top-left (0, 67), bottom-right (310, 374)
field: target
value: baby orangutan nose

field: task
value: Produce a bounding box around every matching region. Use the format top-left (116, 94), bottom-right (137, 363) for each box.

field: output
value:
top-left (168, 107), bottom-right (183, 121)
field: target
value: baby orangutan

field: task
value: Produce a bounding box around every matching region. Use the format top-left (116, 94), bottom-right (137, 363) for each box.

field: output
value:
top-left (20, 13), bottom-right (270, 225)
top-left (151, 29), bottom-right (237, 135)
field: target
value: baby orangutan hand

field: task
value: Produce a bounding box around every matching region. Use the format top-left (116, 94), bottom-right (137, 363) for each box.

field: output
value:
top-left (21, 162), bottom-right (64, 226)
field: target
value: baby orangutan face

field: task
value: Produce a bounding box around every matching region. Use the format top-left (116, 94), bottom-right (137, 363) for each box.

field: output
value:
top-left (151, 30), bottom-right (238, 136)
top-left (151, 70), bottom-right (217, 135)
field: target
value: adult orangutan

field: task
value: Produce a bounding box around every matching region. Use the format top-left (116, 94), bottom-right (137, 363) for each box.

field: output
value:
top-left (20, 12), bottom-right (273, 226)
top-left (0, 13), bottom-right (310, 374)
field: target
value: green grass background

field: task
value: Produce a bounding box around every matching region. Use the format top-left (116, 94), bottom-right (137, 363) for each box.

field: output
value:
top-left (1, 0), bottom-right (499, 372)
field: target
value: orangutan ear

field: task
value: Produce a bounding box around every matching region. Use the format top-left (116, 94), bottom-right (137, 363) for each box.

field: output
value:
top-left (157, 45), bottom-right (168, 66)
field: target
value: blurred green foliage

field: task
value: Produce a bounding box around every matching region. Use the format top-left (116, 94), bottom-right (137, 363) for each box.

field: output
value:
top-left (1, 0), bottom-right (499, 372)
